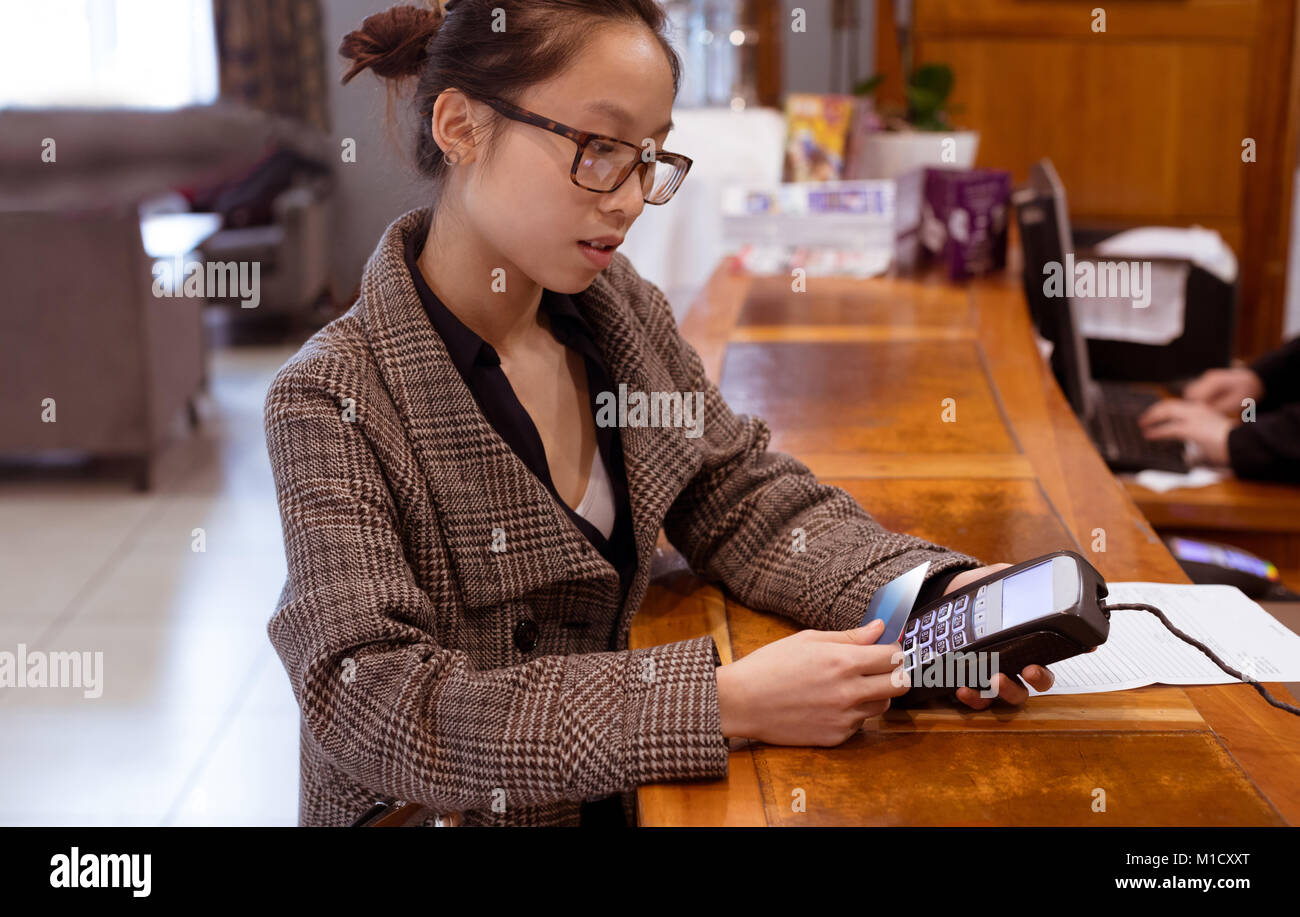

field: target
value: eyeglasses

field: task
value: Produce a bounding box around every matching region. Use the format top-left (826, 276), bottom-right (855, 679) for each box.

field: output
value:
top-left (477, 96), bottom-right (692, 205)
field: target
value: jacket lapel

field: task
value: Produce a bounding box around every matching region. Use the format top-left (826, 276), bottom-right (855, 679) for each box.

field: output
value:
top-left (572, 269), bottom-right (703, 622)
top-left (357, 208), bottom-right (701, 626)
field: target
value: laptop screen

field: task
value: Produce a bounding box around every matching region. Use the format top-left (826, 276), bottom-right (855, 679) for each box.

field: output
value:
top-left (1017, 159), bottom-right (1098, 421)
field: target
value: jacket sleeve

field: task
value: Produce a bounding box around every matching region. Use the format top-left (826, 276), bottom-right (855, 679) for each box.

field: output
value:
top-left (1227, 403), bottom-right (1300, 483)
top-left (627, 270), bottom-right (985, 634)
top-left (1250, 335), bottom-right (1300, 412)
top-left (263, 356), bottom-right (728, 816)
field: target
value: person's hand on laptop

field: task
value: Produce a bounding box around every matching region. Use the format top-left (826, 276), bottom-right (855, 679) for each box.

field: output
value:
top-left (941, 563), bottom-right (1058, 709)
top-left (1137, 399), bottom-right (1236, 465)
top-left (1181, 366), bottom-right (1264, 418)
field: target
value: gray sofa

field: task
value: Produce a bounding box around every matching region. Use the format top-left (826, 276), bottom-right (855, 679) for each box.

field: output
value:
top-left (0, 207), bottom-right (204, 489)
top-left (199, 176), bottom-right (333, 320)
top-left (0, 103), bottom-right (333, 488)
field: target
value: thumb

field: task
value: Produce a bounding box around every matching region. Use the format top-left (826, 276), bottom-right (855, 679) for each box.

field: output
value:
top-left (827, 618), bottom-right (886, 645)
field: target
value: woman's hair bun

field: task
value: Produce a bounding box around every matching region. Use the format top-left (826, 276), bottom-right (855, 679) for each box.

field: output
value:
top-left (339, 4), bottom-right (445, 85)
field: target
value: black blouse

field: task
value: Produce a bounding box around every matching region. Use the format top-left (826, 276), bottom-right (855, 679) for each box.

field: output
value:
top-left (403, 223), bottom-right (639, 605)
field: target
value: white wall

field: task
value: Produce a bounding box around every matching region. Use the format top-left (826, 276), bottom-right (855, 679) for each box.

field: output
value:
top-left (782, 0), bottom-right (875, 97)
top-left (321, 0), bottom-right (430, 301)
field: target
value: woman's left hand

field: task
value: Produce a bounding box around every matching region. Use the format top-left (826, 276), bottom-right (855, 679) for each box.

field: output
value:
top-left (941, 563), bottom-right (1056, 709)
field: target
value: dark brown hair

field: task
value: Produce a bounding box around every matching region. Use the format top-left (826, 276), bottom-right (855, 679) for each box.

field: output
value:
top-left (339, 0), bottom-right (682, 200)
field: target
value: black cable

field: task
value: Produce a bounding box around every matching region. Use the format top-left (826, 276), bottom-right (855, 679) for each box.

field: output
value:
top-left (1101, 601), bottom-right (1300, 717)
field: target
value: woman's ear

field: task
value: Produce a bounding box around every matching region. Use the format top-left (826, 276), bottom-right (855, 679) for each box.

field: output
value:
top-left (431, 88), bottom-right (488, 166)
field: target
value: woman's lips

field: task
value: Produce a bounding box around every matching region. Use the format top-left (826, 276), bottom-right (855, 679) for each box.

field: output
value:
top-left (578, 240), bottom-right (616, 268)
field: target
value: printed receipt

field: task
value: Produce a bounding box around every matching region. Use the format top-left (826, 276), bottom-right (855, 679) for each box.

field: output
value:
top-left (1027, 582), bottom-right (1300, 696)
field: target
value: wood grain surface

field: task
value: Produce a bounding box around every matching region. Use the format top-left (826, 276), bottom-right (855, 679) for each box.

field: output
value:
top-left (633, 259), bottom-right (1300, 827)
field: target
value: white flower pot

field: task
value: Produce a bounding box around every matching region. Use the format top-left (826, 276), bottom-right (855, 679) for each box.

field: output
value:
top-left (852, 129), bottom-right (980, 180)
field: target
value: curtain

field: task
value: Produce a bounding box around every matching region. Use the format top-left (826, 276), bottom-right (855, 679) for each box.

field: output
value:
top-left (212, 0), bottom-right (329, 132)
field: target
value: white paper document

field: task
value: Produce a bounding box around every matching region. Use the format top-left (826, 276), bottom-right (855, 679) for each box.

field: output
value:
top-left (1132, 467), bottom-right (1226, 493)
top-left (1071, 225), bottom-right (1237, 346)
top-left (1073, 261), bottom-right (1189, 345)
top-left (1027, 582), bottom-right (1300, 696)
top-left (1093, 225), bottom-right (1238, 284)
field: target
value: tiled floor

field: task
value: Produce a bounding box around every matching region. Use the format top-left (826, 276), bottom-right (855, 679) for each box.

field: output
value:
top-left (0, 345), bottom-right (305, 826)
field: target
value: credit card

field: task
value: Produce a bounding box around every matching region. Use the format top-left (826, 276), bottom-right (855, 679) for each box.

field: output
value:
top-left (859, 561), bottom-right (931, 644)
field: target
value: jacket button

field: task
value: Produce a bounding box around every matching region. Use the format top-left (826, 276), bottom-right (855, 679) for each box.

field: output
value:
top-left (513, 618), bottom-right (539, 652)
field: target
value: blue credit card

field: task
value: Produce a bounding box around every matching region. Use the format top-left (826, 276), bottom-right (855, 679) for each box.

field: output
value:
top-left (859, 561), bottom-right (931, 644)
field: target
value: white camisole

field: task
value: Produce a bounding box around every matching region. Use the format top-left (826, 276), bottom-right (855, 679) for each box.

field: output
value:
top-left (573, 444), bottom-right (616, 539)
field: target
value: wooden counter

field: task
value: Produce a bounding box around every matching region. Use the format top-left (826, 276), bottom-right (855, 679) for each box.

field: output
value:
top-left (631, 260), bottom-right (1300, 826)
top-left (1120, 474), bottom-right (1300, 588)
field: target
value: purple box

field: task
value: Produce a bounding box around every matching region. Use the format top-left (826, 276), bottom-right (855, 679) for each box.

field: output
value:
top-left (896, 167), bottom-right (1011, 280)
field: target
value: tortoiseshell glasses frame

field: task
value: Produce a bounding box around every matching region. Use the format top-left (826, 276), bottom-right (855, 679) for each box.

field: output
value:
top-left (476, 95), bottom-right (693, 205)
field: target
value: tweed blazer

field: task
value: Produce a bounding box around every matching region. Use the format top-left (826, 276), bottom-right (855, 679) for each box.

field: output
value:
top-left (263, 207), bottom-right (985, 827)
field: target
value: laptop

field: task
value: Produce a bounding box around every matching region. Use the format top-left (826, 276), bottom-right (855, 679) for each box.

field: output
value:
top-left (1013, 160), bottom-right (1191, 474)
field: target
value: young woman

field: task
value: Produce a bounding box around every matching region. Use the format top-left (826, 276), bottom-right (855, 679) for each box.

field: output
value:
top-left (264, 0), bottom-right (1053, 828)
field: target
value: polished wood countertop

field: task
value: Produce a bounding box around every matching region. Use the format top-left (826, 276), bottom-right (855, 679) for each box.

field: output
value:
top-left (631, 260), bottom-right (1300, 826)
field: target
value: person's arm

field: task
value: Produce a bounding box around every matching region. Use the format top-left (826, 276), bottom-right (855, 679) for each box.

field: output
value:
top-left (618, 260), bottom-right (984, 633)
top-left (912, 568), bottom-right (964, 608)
top-left (1227, 403), bottom-right (1300, 483)
top-left (263, 355), bottom-right (728, 815)
top-left (1250, 336), bottom-right (1300, 411)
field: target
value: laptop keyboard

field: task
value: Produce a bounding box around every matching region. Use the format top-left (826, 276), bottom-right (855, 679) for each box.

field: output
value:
top-left (1091, 385), bottom-right (1190, 473)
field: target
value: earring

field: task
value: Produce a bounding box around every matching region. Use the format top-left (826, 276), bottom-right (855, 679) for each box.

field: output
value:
top-left (443, 149), bottom-right (460, 165)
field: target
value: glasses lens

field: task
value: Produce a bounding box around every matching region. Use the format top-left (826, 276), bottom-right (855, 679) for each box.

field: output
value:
top-left (641, 156), bottom-right (686, 204)
top-left (578, 140), bottom-right (685, 203)
top-left (577, 139), bottom-right (634, 190)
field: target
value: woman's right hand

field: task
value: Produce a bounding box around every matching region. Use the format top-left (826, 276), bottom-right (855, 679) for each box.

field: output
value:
top-left (715, 618), bottom-right (908, 746)
top-left (1182, 366), bottom-right (1264, 418)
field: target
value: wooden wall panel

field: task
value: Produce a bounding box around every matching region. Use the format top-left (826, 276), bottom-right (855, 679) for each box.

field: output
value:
top-left (920, 39), bottom-right (1249, 224)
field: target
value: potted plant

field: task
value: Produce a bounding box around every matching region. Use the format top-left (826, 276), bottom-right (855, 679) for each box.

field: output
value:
top-left (846, 63), bottom-right (979, 180)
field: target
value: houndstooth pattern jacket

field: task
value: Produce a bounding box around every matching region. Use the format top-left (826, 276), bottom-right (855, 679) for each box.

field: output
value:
top-left (263, 208), bottom-right (985, 827)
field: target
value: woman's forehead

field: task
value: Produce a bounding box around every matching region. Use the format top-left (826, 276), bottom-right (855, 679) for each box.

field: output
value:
top-left (524, 26), bottom-right (674, 132)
